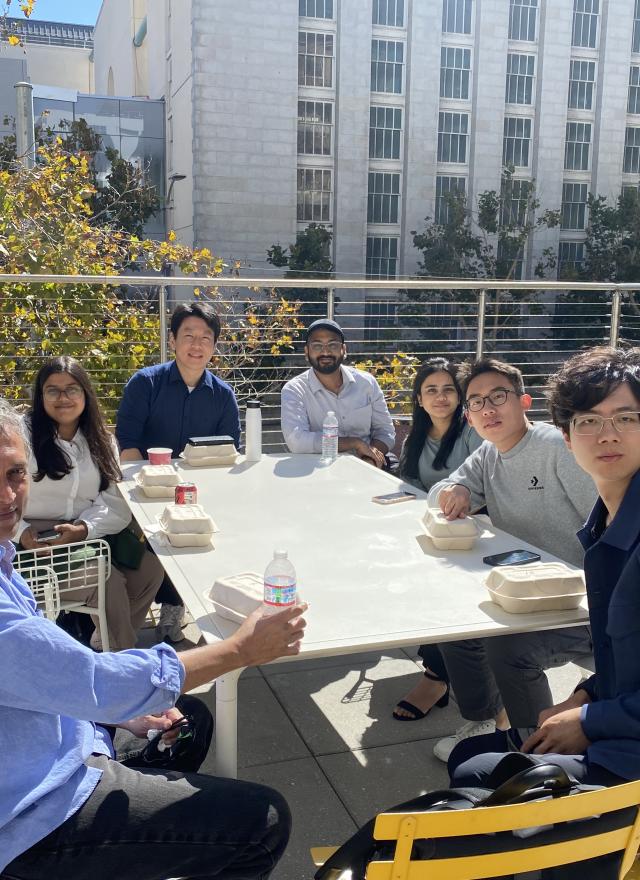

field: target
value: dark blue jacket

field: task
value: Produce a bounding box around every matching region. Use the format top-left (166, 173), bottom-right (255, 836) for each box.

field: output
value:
top-left (578, 469), bottom-right (640, 779)
top-left (115, 361), bottom-right (240, 458)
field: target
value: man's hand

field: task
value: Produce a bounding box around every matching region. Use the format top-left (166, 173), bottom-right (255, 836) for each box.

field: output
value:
top-left (521, 707), bottom-right (591, 755)
top-left (536, 689), bottom-right (591, 727)
top-left (119, 706), bottom-right (185, 745)
top-left (231, 603), bottom-right (308, 668)
top-left (439, 484), bottom-right (471, 520)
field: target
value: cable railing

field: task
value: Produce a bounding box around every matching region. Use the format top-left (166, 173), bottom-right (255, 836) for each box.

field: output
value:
top-left (1, 273), bottom-right (639, 449)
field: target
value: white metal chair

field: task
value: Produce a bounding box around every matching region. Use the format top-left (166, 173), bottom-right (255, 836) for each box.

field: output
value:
top-left (14, 539), bottom-right (112, 650)
top-left (19, 561), bottom-right (61, 622)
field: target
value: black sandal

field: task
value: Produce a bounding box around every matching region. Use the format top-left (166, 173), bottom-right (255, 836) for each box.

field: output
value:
top-left (392, 671), bottom-right (450, 721)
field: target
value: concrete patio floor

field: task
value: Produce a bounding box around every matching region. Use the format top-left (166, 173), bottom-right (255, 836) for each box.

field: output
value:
top-left (138, 617), bottom-right (585, 880)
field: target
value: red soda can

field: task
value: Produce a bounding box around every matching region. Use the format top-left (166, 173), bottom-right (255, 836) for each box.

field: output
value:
top-left (175, 482), bottom-right (197, 505)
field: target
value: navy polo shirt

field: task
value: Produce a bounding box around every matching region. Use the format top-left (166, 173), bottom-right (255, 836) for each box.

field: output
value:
top-left (578, 469), bottom-right (640, 779)
top-left (116, 360), bottom-right (240, 458)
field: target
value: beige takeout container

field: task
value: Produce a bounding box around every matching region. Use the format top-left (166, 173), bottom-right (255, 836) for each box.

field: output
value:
top-left (139, 464), bottom-right (180, 487)
top-left (183, 442), bottom-right (237, 460)
top-left (159, 503), bottom-right (215, 535)
top-left (486, 562), bottom-right (586, 613)
top-left (166, 531), bottom-right (214, 548)
top-left (422, 507), bottom-right (479, 550)
top-left (207, 571), bottom-right (263, 623)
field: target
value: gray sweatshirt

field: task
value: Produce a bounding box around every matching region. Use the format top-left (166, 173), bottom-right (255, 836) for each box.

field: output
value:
top-left (429, 422), bottom-right (597, 567)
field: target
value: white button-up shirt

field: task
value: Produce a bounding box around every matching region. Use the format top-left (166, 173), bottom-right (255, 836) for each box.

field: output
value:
top-left (281, 365), bottom-right (395, 454)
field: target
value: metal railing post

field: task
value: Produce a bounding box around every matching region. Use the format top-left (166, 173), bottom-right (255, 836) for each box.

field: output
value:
top-left (326, 287), bottom-right (335, 320)
top-left (476, 289), bottom-right (487, 360)
top-left (159, 284), bottom-right (168, 362)
top-left (610, 288), bottom-right (622, 347)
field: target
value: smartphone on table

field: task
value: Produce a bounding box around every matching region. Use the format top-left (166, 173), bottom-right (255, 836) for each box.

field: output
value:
top-left (36, 528), bottom-right (59, 542)
top-left (482, 549), bottom-right (541, 567)
top-left (372, 491), bottom-right (417, 505)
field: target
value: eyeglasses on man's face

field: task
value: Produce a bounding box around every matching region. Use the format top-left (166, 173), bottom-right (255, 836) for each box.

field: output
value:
top-left (571, 411), bottom-right (640, 435)
top-left (465, 388), bottom-right (519, 412)
top-left (308, 341), bottom-right (343, 354)
top-left (43, 385), bottom-right (85, 401)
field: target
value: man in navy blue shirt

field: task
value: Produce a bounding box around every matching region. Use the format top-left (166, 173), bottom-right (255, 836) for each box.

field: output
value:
top-left (449, 345), bottom-right (640, 788)
top-left (116, 301), bottom-right (240, 640)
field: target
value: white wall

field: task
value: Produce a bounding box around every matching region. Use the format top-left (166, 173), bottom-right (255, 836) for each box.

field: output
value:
top-left (4, 42), bottom-right (93, 92)
top-left (93, 0), bottom-right (136, 96)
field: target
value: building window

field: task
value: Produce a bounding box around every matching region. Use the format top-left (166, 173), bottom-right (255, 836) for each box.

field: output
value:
top-left (568, 60), bottom-right (595, 110)
top-left (564, 121), bottom-right (591, 171)
top-left (367, 172), bottom-right (400, 223)
top-left (572, 0), bottom-right (598, 49)
top-left (297, 101), bottom-right (333, 155)
top-left (366, 236), bottom-right (399, 278)
top-left (496, 240), bottom-right (524, 280)
top-left (364, 300), bottom-right (398, 342)
top-left (442, 0), bottom-right (472, 34)
top-left (503, 116), bottom-right (531, 167)
top-left (298, 32), bottom-right (334, 88)
top-left (297, 168), bottom-right (332, 222)
top-left (624, 126), bottom-right (640, 173)
top-left (435, 175), bottom-right (466, 224)
top-left (509, 0), bottom-right (537, 41)
top-left (629, 67), bottom-right (640, 115)
top-left (299, 0), bottom-right (333, 18)
top-left (437, 111), bottom-right (469, 163)
top-left (369, 106), bottom-right (402, 159)
top-left (372, 0), bottom-right (404, 27)
top-left (634, 0), bottom-right (640, 53)
top-left (500, 177), bottom-right (531, 226)
top-left (505, 53), bottom-right (535, 104)
top-left (561, 182), bottom-right (588, 230)
top-left (371, 39), bottom-right (404, 93)
top-left (558, 241), bottom-right (585, 277)
top-left (440, 47), bottom-right (471, 100)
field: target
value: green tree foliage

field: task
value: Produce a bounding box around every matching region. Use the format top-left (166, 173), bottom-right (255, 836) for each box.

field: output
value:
top-left (267, 223), bottom-right (334, 319)
top-left (0, 140), bottom-right (302, 418)
top-left (407, 171), bottom-right (559, 352)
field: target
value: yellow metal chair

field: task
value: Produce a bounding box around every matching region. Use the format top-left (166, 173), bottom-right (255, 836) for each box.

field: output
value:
top-left (312, 779), bottom-right (640, 880)
top-left (14, 540), bottom-right (112, 649)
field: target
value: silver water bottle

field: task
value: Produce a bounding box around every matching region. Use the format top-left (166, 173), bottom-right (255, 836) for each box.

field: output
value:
top-left (245, 399), bottom-right (262, 461)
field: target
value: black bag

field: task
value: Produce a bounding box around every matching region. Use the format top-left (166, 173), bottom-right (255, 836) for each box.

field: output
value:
top-left (119, 695), bottom-right (214, 774)
top-left (315, 753), bottom-right (633, 880)
top-left (106, 525), bottom-right (146, 570)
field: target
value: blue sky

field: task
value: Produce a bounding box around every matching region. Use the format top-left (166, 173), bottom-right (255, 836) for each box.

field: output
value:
top-left (27, 0), bottom-right (102, 25)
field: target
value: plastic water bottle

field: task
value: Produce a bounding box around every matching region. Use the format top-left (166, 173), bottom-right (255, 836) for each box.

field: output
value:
top-left (245, 399), bottom-right (262, 461)
top-left (320, 410), bottom-right (339, 464)
top-left (263, 550), bottom-right (297, 615)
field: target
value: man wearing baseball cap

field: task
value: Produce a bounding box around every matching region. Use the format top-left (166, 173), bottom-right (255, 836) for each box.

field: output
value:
top-left (280, 319), bottom-right (395, 467)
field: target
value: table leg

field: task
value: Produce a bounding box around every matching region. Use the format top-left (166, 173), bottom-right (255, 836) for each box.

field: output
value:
top-left (215, 667), bottom-right (243, 778)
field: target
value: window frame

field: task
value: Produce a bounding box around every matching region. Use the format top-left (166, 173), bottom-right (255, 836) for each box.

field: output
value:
top-left (297, 167), bottom-right (333, 222)
top-left (297, 100), bottom-right (333, 156)
top-left (367, 171), bottom-right (401, 224)
top-left (571, 0), bottom-right (599, 49)
top-left (371, 38), bottom-right (405, 94)
top-left (440, 46), bottom-right (472, 100)
top-left (298, 31), bottom-right (334, 89)
top-left (560, 182), bottom-right (588, 230)
top-left (369, 105), bottom-right (403, 160)
top-left (366, 236), bottom-right (399, 279)
top-left (505, 52), bottom-right (536, 105)
top-left (508, 0), bottom-right (538, 42)
top-left (502, 116), bottom-right (532, 168)
top-left (568, 59), bottom-right (595, 111)
top-left (442, 0), bottom-right (473, 35)
top-left (437, 111), bottom-right (469, 164)
top-left (564, 121), bottom-right (592, 171)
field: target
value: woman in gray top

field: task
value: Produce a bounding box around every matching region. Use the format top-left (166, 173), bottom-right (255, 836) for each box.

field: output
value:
top-left (394, 358), bottom-right (483, 721)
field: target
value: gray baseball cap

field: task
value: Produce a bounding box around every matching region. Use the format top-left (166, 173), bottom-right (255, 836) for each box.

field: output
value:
top-left (304, 319), bottom-right (345, 343)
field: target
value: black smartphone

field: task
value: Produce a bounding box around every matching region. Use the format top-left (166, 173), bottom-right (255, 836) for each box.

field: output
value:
top-left (187, 435), bottom-right (235, 447)
top-left (372, 491), bottom-right (417, 505)
top-left (483, 549), bottom-right (541, 567)
top-left (36, 528), bottom-right (59, 542)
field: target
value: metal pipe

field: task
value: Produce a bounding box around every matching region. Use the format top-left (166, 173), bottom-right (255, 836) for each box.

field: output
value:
top-left (159, 285), bottom-right (168, 362)
top-left (609, 288), bottom-right (622, 347)
top-left (476, 289), bottom-right (487, 360)
top-left (326, 287), bottom-right (335, 320)
top-left (133, 15), bottom-right (147, 47)
top-left (14, 82), bottom-right (35, 169)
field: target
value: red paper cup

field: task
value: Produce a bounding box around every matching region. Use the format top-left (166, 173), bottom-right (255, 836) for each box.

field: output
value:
top-left (148, 447), bottom-right (172, 465)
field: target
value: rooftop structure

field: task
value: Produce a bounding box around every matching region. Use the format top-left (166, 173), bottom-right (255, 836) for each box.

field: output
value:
top-left (5, 16), bottom-right (94, 48)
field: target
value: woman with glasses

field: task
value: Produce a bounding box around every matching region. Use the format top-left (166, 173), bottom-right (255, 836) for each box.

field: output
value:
top-left (17, 356), bottom-right (162, 651)
top-left (393, 358), bottom-right (483, 721)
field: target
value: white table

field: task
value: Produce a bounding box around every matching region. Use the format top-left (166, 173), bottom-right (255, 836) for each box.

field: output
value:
top-left (120, 454), bottom-right (589, 777)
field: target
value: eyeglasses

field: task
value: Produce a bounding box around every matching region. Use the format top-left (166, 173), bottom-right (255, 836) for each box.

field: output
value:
top-left (571, 412), bottom-right (640, 435)
top-left (465, 389), bottom-right (519, 412)
top-left (308, 341), bottom-right (343, 354)
top-left (43, 385), bottom-right (84, 401)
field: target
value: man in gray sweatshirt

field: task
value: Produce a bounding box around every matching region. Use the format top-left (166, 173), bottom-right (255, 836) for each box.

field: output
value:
top-left (428, 358), bottom-right (595, 761)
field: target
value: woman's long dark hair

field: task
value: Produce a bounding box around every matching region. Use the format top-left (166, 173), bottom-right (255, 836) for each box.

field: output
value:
top-left (400, 358), bottom-right (466, 479)
top-left (29, 356), bottom-right (122, 490)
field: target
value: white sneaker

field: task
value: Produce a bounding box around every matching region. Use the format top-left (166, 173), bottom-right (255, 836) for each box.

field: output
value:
top-left (156, 603), bottom-right (186, 643)
top-left (433, 719), bottom-right (496, 763)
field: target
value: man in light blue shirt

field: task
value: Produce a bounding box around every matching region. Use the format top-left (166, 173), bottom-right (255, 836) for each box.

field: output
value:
top-left (0, 399), bottom-right (307, 879)
top-left (281, 319), bottom-right (395, 467)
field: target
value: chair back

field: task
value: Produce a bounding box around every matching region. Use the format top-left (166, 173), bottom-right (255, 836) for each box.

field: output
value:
top-left (17, 562), bottom-right (60, 621)
top-left (367, 780), bottom-right (640, 880)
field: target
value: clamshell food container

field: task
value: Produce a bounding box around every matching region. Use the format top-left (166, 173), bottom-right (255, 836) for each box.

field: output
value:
top-left (139, 464), bottom-right (180, 486)
top-left (159, 504), bottom-right (215, 546)
top-left (422, 508), bottom-right (479, 550)
top-left (166, 531), bottom-right (214, 548)
top-left (486, 562), bottom-right (586, 613)
top-left (208, 572), bottom-right (263, 622)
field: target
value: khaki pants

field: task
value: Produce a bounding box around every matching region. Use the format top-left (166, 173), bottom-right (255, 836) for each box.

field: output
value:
top-left (26, 519), bottom-right (164, 651)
